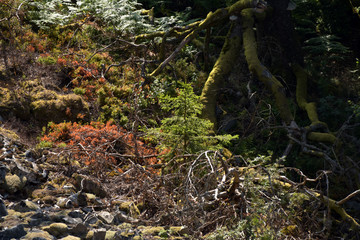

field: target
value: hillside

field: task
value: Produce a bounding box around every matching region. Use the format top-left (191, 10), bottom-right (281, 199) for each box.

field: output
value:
top-left (1, 0), bottom-right (360, 239)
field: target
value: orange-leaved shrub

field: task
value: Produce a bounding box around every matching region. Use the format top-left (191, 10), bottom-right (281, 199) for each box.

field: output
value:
top-left (40, 121), bottom-right (158, 174)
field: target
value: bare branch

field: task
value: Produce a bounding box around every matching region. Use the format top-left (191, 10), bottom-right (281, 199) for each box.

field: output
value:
top-left (337, 189), bottom-right (360, 205)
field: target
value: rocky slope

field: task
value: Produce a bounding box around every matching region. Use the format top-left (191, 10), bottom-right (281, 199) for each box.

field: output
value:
top-left (0, 131), bottom-right (189, 240)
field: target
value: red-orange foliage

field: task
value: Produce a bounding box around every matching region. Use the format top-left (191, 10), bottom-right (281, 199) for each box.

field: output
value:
top-left (41, 121), bottom-right (158, 173)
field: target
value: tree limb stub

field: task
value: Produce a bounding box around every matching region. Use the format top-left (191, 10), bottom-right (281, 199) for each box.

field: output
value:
top-left (241, 8), bottom-right (293, 124)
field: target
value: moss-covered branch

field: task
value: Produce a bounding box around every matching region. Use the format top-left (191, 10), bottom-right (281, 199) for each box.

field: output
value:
top-left (278, 176), bottom-right (360, 232)
top-left (313, 191), bottom-right (360, 231)
top-left (147, 0), bottom-right (258, 79)
top-left (292, 64), bottom-right (336, 144)
top-left (241, 8), bottom-right (293, 124)
top-left (200, 23), bottom-right (242, 129)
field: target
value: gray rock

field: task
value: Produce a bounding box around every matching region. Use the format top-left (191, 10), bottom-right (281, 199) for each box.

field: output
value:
top-left (25, 150), bottom-right (35, 162)
top-left (12, 200), bottom-right (40, 212)
top-left (69, 223), bottom-right (88, 236)
top-left (93, 228), bottom-right (106, 240)
top-left (0, 197), bottom-right (7, 217)
top-left (68, 210), bottom-right (85, 219)
top-left (97, 211), bottom-right (114, 225)
top-left (0, 164), bottom-right (8, 182)
top-left (63, 217), bottom-right (83, 224)
top-left (0, 224), bottom-right (27, 240)
top-left (84, 214), bottom-right (99, 225)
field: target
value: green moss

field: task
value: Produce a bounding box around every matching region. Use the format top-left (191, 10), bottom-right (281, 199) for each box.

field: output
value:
top-left (105, 231), bottom-right (117, 240)
top-left (22, 230), bottom-right (53, 240)
top-left (138, 226), bottom-right (165, 236)
top-left (31, 94), bottom-right (89, 123)
top-left (0, 127), bottom-right (20, 141)
top-left (0, 87), bottom-right (30, 119)
top-left (73, 87), bottom-right (86, 95)
top-left (42, 222), bottom-right (68, 238)
top-left (116, 201), bottom-right (140, 218)
top-left (37, 55), bottom-right (57, 65)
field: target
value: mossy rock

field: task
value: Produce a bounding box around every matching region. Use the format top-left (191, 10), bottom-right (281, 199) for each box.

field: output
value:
top-left (21, 230), bottom-right (54, 240)
top-left (105, 231), bottom-right (117, 240)
top-left (85, 230), bottom-right (94, 240)
top-left (138, 226), bottom-right (165, 236)
top-left (31, 94), bottom-right (89, 123)
top-left (0, 80), bottom-right (89, 123)
top-left (0, 87), bottom-right (30, 119)
top-left (169, 226), bottom-right (189, 236)
top-left (112, 200), bottom-right (140, 218)
top-left (59, 236), bottom-right (81, 240)
top-left (42, 223), bottom-right (69, 238)
top-left (4, 174), bottom-right (27, 194)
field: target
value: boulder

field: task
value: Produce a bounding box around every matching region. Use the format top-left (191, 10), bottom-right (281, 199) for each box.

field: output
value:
top-left (92, 228), bottom-right (106, 240)
top-left (0, 224), bottom-right (27, 240)
top-left (4, 174), bottom-right (27, 194)
top-left (69, 223), bottom-right (89, 237)
top-left (42, 223), bottom-right (69, 238)
top-left (0, 197), bottom-right (7, 217)
top-left (12, 200), bottom-right (40, 212)
top-left (59, 236), bottom-right (81, 240)
top-left (21, 229), bottom-right (54, 240)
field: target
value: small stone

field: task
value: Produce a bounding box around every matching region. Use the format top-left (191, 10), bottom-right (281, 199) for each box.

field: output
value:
top-left (114, 230), bottom-right (135, 240)
top-left (72, 173), bottom-right (107, 198)
top-left (0, 164), bottom-right (8, 182)
top-left (0, 197), bottom-right (7, 217)
top-left (68, 210), bottom-right (84, 219)
top-left (25, 150), bottom-right (35, 162)
top-left (169, 226), bottom-right (189, 235)
top-left (93, 228), bottom-right (106, 240)
top-left (59, 236), bottom-right (81, 240)
top-left (63, 217), bottom-right (82, 224)
top-left (13, 200), bottom-right (39, 212)
top-left (97, 211), bottom-right (114, 225)
top-left (57, 197), bottom-right (73, 209)
top-left (42, 195), bottom-right (57, 204)
top-left (113, 201), bottom-right (140, 218)
top-left (84, 214), bottom-right (98, 225)
top-left (69, 223), bottom-right (88, 236)
top-left (48, 210), bottom-right (68, 222)
top-left (85, 230), bottom-right (94, 240)
top-left (0, 224), bottom-right (27, 240)
top-left (42, 222), bottom-right (68, 238)
top-left (105, 231), bottom-right (117, 240)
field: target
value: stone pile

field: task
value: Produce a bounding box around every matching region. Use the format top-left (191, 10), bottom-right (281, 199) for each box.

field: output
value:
top-left (0, 132), bottom-right (189, 240)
